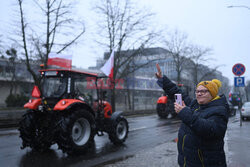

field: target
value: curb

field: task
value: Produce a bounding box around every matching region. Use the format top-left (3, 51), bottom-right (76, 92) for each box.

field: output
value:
top-left (0, 109), bottom-right (25, 128)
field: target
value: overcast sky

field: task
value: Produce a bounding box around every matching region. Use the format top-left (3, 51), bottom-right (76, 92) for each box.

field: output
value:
top-left (1, 0), bottom-right (250, 85)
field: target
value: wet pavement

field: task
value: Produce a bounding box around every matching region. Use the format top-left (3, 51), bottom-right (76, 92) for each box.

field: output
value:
top-left (0, 114), bottom-right (180, 167)
top-left (95, 112), bottom-right (250, 167)
top-left (0, 111), bottom-right (250, 167)
top-left (98, 141), bottom-right (178, 167)
top-left (226, 114), bottom-right (250, 167)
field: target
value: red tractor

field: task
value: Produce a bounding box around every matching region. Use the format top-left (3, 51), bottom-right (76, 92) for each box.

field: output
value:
top-left (19, 68), bottom-right (129, 155)
top-left (156, 93), bottom-right (175, 118)
top-left (156, 83), bottom-right (188, 118)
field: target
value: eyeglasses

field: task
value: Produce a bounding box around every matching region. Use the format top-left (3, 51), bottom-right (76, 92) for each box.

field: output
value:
top-left (195, 89), bottom-right (209, 95)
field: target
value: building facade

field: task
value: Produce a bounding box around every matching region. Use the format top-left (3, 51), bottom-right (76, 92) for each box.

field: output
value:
top-left (89, 47), bottom-right (230, 111)
top-left (0, 57), bottom-right (39, 107)
top-left (89, 47), bottom-right (179, 111)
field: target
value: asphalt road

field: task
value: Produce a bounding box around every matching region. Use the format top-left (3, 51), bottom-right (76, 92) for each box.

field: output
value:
top-left (226, 113), bottom-right (250, 167)
top-left (0, 114), bottom-right (181, 167)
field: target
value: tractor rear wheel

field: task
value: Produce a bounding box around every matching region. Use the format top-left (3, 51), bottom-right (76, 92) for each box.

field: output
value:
top-left (168, 101), bottom-right (177, 118)
top-left (57, 109), bottom-right (95, 155)
top-left (19, 112), bottom-right (52, 151)
top-left (109, 116), bottom-right (128, 145)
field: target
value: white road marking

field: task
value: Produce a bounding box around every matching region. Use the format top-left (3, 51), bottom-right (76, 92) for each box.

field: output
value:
top-left (130, 126), bottom-right (147, 131)
top-left (170, 120), bottom-right (181, 124)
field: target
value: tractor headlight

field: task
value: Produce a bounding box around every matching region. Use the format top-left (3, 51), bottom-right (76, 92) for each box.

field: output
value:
top-left (62, 100), bottom-right (66, 105)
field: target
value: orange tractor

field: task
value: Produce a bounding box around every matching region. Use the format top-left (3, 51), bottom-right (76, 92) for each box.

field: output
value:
top-left (19, 68), bottom-right (129, 155)
top-left (156, 83), bottom-right (188, 118)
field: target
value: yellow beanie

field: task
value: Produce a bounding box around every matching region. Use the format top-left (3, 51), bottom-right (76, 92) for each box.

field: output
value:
top-left (197, 79), bottom-right (222, 98)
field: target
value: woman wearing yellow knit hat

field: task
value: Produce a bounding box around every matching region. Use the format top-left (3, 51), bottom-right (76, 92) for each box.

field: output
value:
top-left (196, 79), bottom-right (222, 104)
top-left (155, 64), bottom-right (228, 167)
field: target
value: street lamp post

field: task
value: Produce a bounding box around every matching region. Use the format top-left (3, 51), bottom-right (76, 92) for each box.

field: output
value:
top-left (228, 5), bottom-right (250, 10)
top-left (228, 5), bottom-right (250, 126)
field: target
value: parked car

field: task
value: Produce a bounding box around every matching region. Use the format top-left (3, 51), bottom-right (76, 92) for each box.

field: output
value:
top-left (241, 102), bottom-right (250, 120)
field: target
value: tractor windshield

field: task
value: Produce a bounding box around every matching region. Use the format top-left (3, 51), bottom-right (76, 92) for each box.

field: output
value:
top-left (41, 77), bottom-right (67, 98)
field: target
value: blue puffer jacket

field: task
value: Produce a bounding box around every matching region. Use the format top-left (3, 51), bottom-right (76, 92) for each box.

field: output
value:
top-left (158, 76), bottom-right (229, 167)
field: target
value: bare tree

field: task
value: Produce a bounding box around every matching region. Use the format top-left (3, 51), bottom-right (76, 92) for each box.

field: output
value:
top-left (94, 0), bottom-right (161, 111)
top-left (188, 45), bottom-right (216, 85)
top-left (186, 45), bottom-right (230, 97)
top-left (188, 44), bottom-right (229, 93)
top-left (164, 29), bottom-right (191, 84)
top-left (218, 76), bottom-right (231, 97)
top-left (0, 36), bottom-right (4, 57)
top-left (15, 0), bottom-right (85, 85)
top-left (6, 48), bottom-right (18, 95)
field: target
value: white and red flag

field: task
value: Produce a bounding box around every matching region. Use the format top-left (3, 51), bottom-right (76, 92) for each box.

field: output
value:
top-left (101, 49), bottom-right (114, 79)
top-left (47, 53), bottom-right (72, 69)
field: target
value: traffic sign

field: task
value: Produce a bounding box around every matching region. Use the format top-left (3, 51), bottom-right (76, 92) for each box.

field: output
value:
top-left (234, 77), bottom-right (245, 87)
top-left (232, 63), bottom-right (245, 76)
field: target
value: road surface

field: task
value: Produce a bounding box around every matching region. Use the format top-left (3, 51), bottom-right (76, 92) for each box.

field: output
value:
top-left (0, 114), bottom-right (181, 167)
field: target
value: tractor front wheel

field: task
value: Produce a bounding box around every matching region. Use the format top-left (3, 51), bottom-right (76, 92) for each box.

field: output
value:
top-left (57, 109), bottom-right (95, 155)
top-left (109, 116), bottom-right (129, 145)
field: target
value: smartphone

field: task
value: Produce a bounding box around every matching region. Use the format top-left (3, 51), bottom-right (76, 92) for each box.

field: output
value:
top-left (175, 94), bottom-right (182, 106)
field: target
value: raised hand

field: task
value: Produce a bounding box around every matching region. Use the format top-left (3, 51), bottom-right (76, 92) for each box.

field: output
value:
top-left (155, 63), bottom-right (162, 79)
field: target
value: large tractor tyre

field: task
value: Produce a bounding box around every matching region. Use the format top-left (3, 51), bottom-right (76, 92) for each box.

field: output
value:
top-left (19, 112), bottom-right (52, 151)
top-left (157, 103), bottom-right (169, 118)
top-left (167, 102), bottom-right (177, 118)
top-left (57, 109), bottom-right (96, 155)
top-left (109, 116), bottom-right (129, 145)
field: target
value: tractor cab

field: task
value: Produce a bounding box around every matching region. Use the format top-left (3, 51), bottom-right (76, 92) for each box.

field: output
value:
top-left (39, 69), bottom-right (98, 108)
